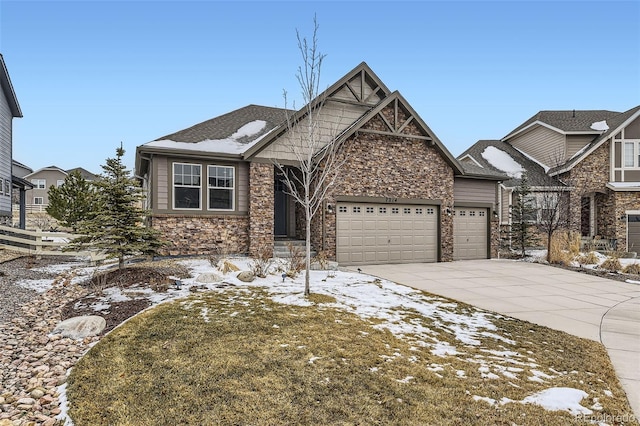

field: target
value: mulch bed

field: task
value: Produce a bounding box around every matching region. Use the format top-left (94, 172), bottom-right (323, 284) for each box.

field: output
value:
top-left (61, 263), bottom-right (192, 334)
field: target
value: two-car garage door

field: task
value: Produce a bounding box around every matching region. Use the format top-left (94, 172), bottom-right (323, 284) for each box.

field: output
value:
top-left (336, 203), bottom-right (490, 265)
top-left (336, 202), bottom-right (438, 265)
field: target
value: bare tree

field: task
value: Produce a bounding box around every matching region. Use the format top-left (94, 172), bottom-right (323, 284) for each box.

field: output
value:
top-left (537, 184), bottom-right (571, 262)
top-left (275, 18), bottom-right (347, 296)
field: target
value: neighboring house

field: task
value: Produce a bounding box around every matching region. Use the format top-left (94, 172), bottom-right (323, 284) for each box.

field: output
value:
top-left (1, 54), bottom-right (23, 226)
top-left (23, 166), bottom-right (98, 211)
top-left (11, 160), bottom-right (33, 229)
top-left (12, 159), bottom-right (32, 178)
top-left (136, 62), bottom-right (502, 265)
top-left (460, 106), bottom-right (640, 252)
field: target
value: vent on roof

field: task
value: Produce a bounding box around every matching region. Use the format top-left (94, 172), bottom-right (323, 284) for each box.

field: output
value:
top-left (572, 109), bottom-right (575, 118)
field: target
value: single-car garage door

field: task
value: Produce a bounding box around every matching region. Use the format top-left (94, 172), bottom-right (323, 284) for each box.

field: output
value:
top-left (336, 202), bottom-right (438, 265)
top-left (453, 207), bottom-right (488, 260)
top-left (629, 215), bottom-right (640, 253)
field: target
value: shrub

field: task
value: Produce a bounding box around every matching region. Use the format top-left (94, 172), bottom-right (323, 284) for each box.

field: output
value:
top-left (576, 251), bottom-right (600, 265)
top-left (623, 262), bottom-right (640, 275)
top-left (250, 243), bottom-right (273, 278)
top-left (286, 242), bottom-right (304, 278)
top-left (548, 231), bottom-right (580, 265)
top-left (600, 258), bottom-right (622, 273)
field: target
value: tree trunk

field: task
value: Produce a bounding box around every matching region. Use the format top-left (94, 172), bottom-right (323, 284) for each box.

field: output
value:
top-left (305, 206), bottom-right (311, 296)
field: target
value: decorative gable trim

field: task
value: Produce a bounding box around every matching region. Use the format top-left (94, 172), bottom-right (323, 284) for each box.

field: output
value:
top-left (335, 91), bottom-right (463, 175)
top-left (244, 62), bottom-right (391, 159)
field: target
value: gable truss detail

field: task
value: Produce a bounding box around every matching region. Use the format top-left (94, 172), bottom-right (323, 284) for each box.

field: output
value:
top-left (359, 98), bottom-right (433, 142)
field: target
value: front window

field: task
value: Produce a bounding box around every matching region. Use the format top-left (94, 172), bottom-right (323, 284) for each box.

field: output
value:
top-left (31, 179), bottom-right (46, 189)
top-left (173, 163), bottom-right (201, 209)
top-left (208, 165), bottom-right (234, 210)
top-left (34, 197), bottom-right (44, 205)
top-left (624, 142), bottom-right (635, 167)
top-left (57, 180), bottom-right (65, 187)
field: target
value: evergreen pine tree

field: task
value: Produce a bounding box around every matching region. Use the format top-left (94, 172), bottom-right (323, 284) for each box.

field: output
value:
top-left (510, 173), bottom-right (538, 258)
top-left (71, 146), bottom-right (163, 269)
top-left (46, 170), bottom-right (95, 231)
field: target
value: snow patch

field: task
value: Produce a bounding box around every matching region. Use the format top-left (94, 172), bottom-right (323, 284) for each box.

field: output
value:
top-left (146, 120), bottom-right (272, 155)
top-left (481, 146), bottom-right (525, 178)
top-left (522, 387), bottom-right (592, 415)
top-left (590, 120), bottom-right (609, 131)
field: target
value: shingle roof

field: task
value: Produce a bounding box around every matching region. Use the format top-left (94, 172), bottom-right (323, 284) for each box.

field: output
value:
top-left (458, 161), bottom-right (506, 180)
top-left (66, 167), bottom-right (99, 181)
top-left (458, 140), bottom-right (562, 188)
top-left (155, 104), bottom-right (290, 144)
top-left (549, 105), bottom-right (640, 174)
top-left (505, 110), bottom-right (620, 138)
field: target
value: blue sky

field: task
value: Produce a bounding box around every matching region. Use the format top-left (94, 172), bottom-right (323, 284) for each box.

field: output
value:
top-left (1, 0), bottom-right (639, 174)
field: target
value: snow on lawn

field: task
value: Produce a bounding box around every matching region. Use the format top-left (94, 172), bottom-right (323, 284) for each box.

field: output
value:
top-left (16, 260), bottom-right (87, 293)
top-left (472, 387), bottom-right (593, 416)
top-left (481, 146), bottom-right (525, 178)
top-left (56, 256), bottom-right (622, 421)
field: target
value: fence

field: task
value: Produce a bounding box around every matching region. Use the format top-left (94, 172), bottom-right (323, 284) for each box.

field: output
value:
top-left (0, 224), bottom-right (104, 262)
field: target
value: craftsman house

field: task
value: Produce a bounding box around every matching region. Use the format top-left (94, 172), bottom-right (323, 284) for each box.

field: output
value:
top-left (136, 62), bottom-right (502, 265)
top-left (460, 107), bottom-right (640, 252)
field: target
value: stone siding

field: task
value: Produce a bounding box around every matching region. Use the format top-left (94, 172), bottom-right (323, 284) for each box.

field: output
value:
top-left (312, 104), bottom-right (456, 261)
top-left (152, 215), bottom-right (249, 256)
top-left (564, 140), bottom-right (610, 234)
top-left (248, 162), bottom-right (274, 257)
top-left (614, 191), bottom-right (640, 250)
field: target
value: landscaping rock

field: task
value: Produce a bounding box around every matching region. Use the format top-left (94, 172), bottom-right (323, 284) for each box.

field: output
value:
top-left (236, 271), bottom-right (255, 282)
top-left (52, 315), bottom-right (106, 339)
top-left (195, 273), bottom-right (223, 283)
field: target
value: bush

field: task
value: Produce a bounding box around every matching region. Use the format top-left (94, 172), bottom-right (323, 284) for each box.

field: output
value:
top-left (548, 231), bottom-right (580, 265)
top-left (576, 251), bottom-right (600, 265)
top-left (600, 258), bottom-right (622, 273)
top-left (286, 242), bottom-right (304, 278)
top-left (623, 263), bottom-right (640, 275)
top-left (250, 243), bottom-right (273, 278)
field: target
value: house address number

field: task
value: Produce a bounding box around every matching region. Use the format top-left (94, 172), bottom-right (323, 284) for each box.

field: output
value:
top-left (385, 197), bottom-right (398, 203)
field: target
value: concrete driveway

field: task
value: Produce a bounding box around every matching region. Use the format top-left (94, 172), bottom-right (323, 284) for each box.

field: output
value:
top-left (348, 259), bottom-right (640, 416)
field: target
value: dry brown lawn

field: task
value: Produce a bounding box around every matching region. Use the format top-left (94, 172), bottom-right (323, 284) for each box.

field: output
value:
top-left (66, 284), bottom-right (638, 426)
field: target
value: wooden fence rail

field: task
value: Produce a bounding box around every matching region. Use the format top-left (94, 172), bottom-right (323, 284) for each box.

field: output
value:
top-left (0, 224), bottom-right (104, 262)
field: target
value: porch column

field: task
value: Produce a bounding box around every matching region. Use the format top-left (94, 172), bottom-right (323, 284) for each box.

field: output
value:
top-left (19, 188), bottom-right (27, 229)
top-left (248, 162), bottom-right (274, 257)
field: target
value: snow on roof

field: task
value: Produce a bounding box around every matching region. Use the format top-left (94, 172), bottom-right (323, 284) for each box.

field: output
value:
top-left (481, 146), bottom-right (525, 178)
top-left (590, 120), bottom-right (609, 131)
top-left (146, 120), bottom-right (271, 155)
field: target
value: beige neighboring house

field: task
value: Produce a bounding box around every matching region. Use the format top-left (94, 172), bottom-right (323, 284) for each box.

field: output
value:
top-left (19, 166), bottom-right (98, 230)
top-left (136, 62), bottom-right (503, 265)
top-left (460, 106), bottom-right (640, 253)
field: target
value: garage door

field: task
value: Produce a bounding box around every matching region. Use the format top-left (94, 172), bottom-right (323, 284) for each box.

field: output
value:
top-left (336, 202), bottom-right (438, 265)
top-left (453, 207), bottom-right (488, 260)
top-left (629, 215), bottom-right (640, 253)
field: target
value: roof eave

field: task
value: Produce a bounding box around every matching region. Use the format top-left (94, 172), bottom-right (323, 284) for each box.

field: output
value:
top-left (0, 54), bottom-right (22, 118)
top-left (137, 145), bottom-right (244, 162)
top-left (550, 108), bottom-right (640, 176)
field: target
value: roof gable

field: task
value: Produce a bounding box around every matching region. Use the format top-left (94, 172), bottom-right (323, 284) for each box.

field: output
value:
top-left (335, 91), bottom-right (463, 174)
top-left (503, 110), bottom-right (620, 141)
top-left (24, 166), bottom-right (67, 179)
top-left (550, 105), bottom-right (640, 175)
top-left (244, 62), bottom-right (392, 159)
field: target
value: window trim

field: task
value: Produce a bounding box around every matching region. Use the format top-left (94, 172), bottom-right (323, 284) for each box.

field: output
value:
top-left (31, 179), bottom-right (46, 189)
top-left (207, 165), bottom-right (235, 211)
top-left (172, 162), bottom-right (202, 210)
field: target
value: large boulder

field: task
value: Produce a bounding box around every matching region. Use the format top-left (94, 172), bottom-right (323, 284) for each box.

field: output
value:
top-left (196, 272), bottom-right (223, 283)
top-left (52, 316), bottom-right (106, 339)
top-left (236, 271), bottom-right (255, 282)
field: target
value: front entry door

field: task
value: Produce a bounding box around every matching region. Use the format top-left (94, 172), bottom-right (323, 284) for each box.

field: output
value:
top-left (274, 178), bottom-right (287, 236)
